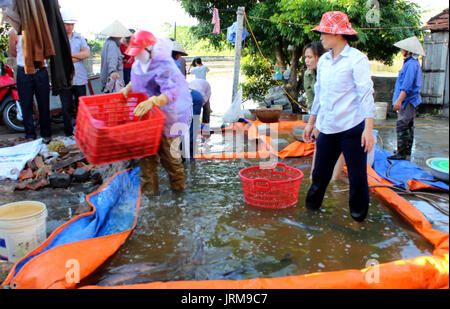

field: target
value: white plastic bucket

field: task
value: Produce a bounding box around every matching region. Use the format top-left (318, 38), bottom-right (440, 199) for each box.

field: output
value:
top-left (375, 102), bottom-right (388, 120)
top-left (0, 201), bottom-right (47, 263)
top-left (367, 130), bottom-right (378, 167)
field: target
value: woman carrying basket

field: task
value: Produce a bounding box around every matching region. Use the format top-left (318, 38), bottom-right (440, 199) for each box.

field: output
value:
top-left (303, 11), bottom-right (376, 222)
top-left (121, 30), bottom-right (193, 196)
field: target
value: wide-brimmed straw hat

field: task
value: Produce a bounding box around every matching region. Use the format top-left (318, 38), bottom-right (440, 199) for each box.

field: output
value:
top-left (394, 36), bottom-right (426, 56)
top-left (99, 20), bottom-right (132, 38)
top-left (312, 11), bottom-right (358, 37)
top-left (172, 41), bottom-right (188, 56)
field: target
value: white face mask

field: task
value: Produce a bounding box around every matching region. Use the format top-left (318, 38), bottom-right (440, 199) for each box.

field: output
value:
top-left (136, 47), bottom-right (153, 64)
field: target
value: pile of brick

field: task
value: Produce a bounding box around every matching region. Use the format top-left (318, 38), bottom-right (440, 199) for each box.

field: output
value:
top-left (15, 143), bottom-right (101, 191)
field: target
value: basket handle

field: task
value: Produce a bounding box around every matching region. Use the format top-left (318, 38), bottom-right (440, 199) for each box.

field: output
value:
top-left (274, 163), bottom-right (287, 176)
top-left (253, 178), bottom-right (271, 191)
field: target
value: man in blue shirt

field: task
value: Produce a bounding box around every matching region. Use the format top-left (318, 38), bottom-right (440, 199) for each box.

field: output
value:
top-left (389, 36), bottom-right (425, 161)
top-left (60, 11), bottom-right (90, 137)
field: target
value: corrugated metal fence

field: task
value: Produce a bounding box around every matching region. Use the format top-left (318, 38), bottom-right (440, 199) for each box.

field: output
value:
top-left (421, 31), bottom-right (449, 106)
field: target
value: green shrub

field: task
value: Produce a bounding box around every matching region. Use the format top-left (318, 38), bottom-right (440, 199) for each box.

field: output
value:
top-left (240, 53), bottom-right (277, 101)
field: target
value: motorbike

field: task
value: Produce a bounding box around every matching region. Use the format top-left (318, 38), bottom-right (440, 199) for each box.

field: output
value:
top-left (0, 61), bottom-right (66, 133)
top-left (0, 62), bottom-right (24, 132)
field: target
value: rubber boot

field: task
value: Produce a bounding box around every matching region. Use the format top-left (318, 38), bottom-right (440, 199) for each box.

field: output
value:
top-left (159, 136), bottom-right (186, 192)
top-left (139, 155), bottom-right (159, 196)
top-left (387, 129), bottom-right (409, 160)
top-left (405, 126), bottom-right (414, 159)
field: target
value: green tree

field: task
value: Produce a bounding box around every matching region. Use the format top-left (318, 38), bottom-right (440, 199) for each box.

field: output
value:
top-left (0, 24), bottom-right (11, 63)
top-left (161, 22), bottom-right (233, 56)
top-left (87, 39), bottom-right (104, 57)
top-left (177, 0), bottom-right (421, 102)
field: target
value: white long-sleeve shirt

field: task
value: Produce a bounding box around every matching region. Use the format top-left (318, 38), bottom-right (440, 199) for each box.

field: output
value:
top-left (311, 44), bottom-right (375, 134)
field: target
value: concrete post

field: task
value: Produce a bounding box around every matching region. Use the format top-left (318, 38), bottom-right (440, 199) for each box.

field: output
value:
top-left (232, 7), bottom-right (245, 103)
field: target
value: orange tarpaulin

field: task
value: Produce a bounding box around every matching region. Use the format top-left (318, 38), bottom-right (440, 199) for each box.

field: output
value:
top-left (195, 120), bottom-right (315, 160)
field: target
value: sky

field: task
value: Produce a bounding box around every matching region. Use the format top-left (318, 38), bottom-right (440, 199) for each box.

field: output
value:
top-left (58, 0), bottom-right (448, 39)
top-left (58, 0), bottom-right (198, 39)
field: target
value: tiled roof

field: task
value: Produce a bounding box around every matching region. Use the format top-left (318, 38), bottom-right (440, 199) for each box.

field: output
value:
top-left (421, 8), bottom-right (449, 32)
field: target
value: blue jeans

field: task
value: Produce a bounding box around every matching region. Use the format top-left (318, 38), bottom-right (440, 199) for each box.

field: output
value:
top-left (16, 66), bottom-right (51, 139)
top-left (306, 121), bottom-right (369, 222)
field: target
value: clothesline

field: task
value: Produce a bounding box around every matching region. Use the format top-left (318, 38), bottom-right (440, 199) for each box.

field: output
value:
top-left (247, 15), bottom-right (425, 31)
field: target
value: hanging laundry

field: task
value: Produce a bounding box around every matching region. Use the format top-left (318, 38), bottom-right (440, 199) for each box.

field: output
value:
top-left (41, 0), bottom-right (75, 95)
top-left (15, 0), bottom-right (55, 74)
top-left (226, 21), bottom-right (249, 45)
top-left (211, 7), bottom-right (220, 34)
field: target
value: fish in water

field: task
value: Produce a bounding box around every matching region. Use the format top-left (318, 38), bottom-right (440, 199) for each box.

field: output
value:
top-left (108, 262), bottom-right (161, 274)
top-left (191, 237), bottom-right (206, 265)
top-left (98, 262), bottom-right (175, 286)
top-left (279, 218), bottom-right (322, 232)
top-left (98, 271), bottom-right (143, 286)
top-left (326, 222), bottom-right (361, 238)
top-left (222, 268), bottom-right (247, 278)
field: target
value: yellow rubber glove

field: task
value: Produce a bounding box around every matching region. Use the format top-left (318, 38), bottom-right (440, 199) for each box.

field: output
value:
top-left (133, 94), bottom-right (168, 117)
top-left (120, 83), bottom-right (133, 99)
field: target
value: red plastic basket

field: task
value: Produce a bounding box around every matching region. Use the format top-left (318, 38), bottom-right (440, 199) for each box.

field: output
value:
top-left (75, 93), bottom-right (166, 165)
top-left (239, 163), bottom-right (304, 209)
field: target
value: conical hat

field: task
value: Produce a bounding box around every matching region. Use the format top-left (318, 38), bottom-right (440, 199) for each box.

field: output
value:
top-left (172, 41), bottom-right (188, 56)
top-left (99, 20), bottom-right (132, 38)
top-left (394, 36), bottom-right (426, 56)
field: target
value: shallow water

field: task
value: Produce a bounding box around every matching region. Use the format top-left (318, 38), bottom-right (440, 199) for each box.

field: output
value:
top-left (80, 149), bottom-right (434, 286)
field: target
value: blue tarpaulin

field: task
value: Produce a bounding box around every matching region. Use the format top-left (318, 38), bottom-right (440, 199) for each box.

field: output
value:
top-left (10, 168), bottom-right (140, 280)
top-left (373, 146), bottom-right (449, 191)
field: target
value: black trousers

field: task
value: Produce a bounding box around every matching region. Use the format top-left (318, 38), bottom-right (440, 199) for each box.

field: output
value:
top-left (16, 66), bottom-right (52, 139)
top-left (123, 67), bottom-right (131, 86)
top-left (306, 121), bottom-right (370, 222)
top-left (202, 100), bottom-right (211, 124)
top-left (59, 85), bottom-right (86, 136)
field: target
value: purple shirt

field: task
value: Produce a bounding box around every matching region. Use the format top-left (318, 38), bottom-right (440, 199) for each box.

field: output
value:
top-left (131, 38), bottom-right (192, 137)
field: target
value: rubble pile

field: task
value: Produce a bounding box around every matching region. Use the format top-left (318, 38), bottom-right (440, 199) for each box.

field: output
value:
top-left (13, 137), bottom-right (102, 191)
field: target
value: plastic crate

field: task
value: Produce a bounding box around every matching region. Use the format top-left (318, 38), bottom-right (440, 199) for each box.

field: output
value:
top-left (239, 163), bottom-right (304, 209)
top-left (75, 93), bottom-right (165, 165)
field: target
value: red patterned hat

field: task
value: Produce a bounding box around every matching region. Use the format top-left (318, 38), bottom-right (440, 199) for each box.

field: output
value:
top-left (312, 11), bottom-right (358, 36)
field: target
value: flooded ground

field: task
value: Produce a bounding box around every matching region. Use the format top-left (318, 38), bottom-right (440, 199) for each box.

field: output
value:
top-left (78, 131), bottom-right (436, 287)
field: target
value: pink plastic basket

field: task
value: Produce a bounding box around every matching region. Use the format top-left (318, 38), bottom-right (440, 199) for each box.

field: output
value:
top-left (239, 163), bottom-right (304, 209)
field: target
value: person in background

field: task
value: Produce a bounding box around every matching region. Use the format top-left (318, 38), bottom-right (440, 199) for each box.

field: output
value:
top-left (303, 42), bottom-right (326, 110)
top-left (171, 40), bottom-right (188, 77)
top-left (186, 88), bottom-right (204, 161)
top-left (100, 21), bottom-right (131, 92)
top-left (59, 10), bottom-right (90, 137)
top-left (189, 78), bottom-right (212, 126)
top-left (388, 36), bottom-right (425, 161)
top-left (188, 57), bottom-right (209, 80)
top-left (303, 11), bottom-right (375, 223)
top-left (303, 42), bottom-right (345, 182)
top-left (120, 29), bottom-right (136, 86)
top-left (120, 31), bottom-right (193, 196)
top-left (8, 30), bottom-right (52, 143)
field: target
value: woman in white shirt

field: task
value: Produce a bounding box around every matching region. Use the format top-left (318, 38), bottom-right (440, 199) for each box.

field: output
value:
top-left (303, 11), bottom-right (375, 222)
